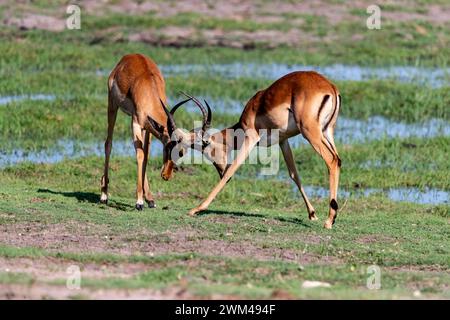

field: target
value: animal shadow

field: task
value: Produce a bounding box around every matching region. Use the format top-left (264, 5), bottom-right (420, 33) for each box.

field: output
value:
top-left (37, 188), bottom-right (133, 211)
top-left (198, 209), bottom-right (311, 228)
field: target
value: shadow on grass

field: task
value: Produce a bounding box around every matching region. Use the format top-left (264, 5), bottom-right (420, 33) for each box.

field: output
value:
top-left (198, 209), bottom-right (311, 228)
top-left (37, 188), bottom-right (133, 211)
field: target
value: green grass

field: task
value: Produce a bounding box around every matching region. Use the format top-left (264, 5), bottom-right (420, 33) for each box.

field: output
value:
top-left (0, 156), bottom-right (448, 298)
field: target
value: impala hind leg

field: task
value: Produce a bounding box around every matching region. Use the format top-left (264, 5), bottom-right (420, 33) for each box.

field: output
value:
top-left (279, 140), bottom-right (317, 220)
top-left (100, 95), bottom-right (118, 204)
top-left (132, 121), bottom-right (148, 210)
top-left (302, 128), bottom-right (341, 229)
top-left (189, 129), bottom-right (260, 216)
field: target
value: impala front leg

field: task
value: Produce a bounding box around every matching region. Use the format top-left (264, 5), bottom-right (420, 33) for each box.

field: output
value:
top-left (132, 121), bottom-right (146, 210)
top-left (189, 130), bottom-right (260, 216)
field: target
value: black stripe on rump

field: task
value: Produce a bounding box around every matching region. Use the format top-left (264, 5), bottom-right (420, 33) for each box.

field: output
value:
top-left (323, 94), bottom-right (339, 132)
top-left (317, 94), bottom-right (330, 121)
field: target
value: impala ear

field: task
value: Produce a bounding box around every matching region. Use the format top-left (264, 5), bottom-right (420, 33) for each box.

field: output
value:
top-left (147, 116), bottom-right (164, 135)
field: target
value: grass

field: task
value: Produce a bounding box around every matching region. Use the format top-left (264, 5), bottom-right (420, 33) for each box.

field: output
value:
top-left (0, 156), bottom-right (448, 298)
top-left (1, 248), bottom-right (448, 299)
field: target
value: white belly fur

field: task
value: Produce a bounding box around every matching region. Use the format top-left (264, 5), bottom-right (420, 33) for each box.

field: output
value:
top-left (110, 81), bottom-right (135, 116)
top-left (257, 105), bottom-right (299, 147)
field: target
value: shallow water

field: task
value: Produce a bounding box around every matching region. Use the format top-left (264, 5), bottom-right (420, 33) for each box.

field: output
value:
top-left (169, 96), bottom-right (450, 144)
top-left (0, 94), bottom-right (55, 105)
top-left (160, 63), bottom-right (450, 88)
top-left (3, 93), bottom-right (448, 144)
top-left (1, 139), bottom-right (448, 205)
top-left (290, 116), bottom-right (450, 146)
top-left (1, 113), bottom-right (449, 167)
top-left (301, 185), bottom-right (448, 205)
top-left (94, 64), bottom-right (450, 87)
top-left (0, 139), bottom-right (163, 168)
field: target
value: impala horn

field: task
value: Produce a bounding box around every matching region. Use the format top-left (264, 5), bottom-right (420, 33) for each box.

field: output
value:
top-left (159, 99), bottom-right (176, 135)
top-left (159, 98), bottom-right (192, 135)
top-left (180, 92), bottom-right (212, 132)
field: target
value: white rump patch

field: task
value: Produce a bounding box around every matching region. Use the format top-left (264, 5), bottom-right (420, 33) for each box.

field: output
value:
top-left (320, 95), bottom-right (335, 130)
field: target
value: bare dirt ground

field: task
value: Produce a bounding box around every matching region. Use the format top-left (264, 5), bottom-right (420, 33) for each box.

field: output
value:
top-left (0, 256), bottom-right (243, 299)
top-left (0, 283), bottom-right (202, 299)
top-left (0, 222), bottom-right (339, 264)
top-left (2, 0), bottom-right (449, 48)
top-left (0, 256), bottom-right (149, 281)
top-left (0, 220), bottom-right (338, 299)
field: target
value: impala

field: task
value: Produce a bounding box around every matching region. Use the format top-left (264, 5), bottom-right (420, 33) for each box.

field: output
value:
top-left (159, 71), bottom-right (342, 229)
top-left (100, 53), bottom-right (191, 210)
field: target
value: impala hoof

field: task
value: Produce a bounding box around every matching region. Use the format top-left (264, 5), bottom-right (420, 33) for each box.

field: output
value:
top-left (324, 219), bottom-right (333, 229)
top-left (309, 211), bottom-right (318, 221)
top-left (147, 200), bottom-right (156, 208)
top-left (100, 193), bottom-right (108, 204)
top-left (135, 203), bottom-right (144, 211)
top-left (188, 208), bottom-right (201, 216)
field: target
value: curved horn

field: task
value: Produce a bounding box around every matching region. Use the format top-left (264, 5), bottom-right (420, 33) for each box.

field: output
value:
top-left (180, 91), bottom-right (208, 131)
top-left (169, 97), bottom-right (192, 115)
top-left (203, 99), bottom-right (212, 130)
top-left (160, 99), bottom-right (176, 135)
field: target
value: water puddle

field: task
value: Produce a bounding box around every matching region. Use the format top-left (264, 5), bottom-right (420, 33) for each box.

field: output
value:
top-left (0, 139), bottom-right (163, 168)
top-left (170, 96), bottom-right (450, 144)
top-left (1, 140), bottom-right (447, 205)
top-left (301, 185), bottom-right (449, 206)
top-left (94, 64), bottom-right (450, 87)
top-left (290, 116), bottom-right (450, 146)
top-left (2, 93), bottom-right (448, 144)
top-left (169, 96), bottom-right (243, 115)
top-left (160, 63), bottom-right (450, 88)
top-left (239, 172), bottom-right (449, 205)
top-left (0, 94), bottom-right (56, 105)
top-left (1, 114), bottom-right (449, 167)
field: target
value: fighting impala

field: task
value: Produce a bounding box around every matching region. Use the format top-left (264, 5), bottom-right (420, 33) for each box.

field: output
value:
top-left (160, 71), bottom-right (342, 229)
top-left (100, 53), bottom-right (192, 210)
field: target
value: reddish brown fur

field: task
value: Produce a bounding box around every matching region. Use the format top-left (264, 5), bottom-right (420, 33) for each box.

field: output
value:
top-left (188, 71), bottom-right (341, 229)
top-left (108, 54), bottom-right (169, 127)
top-left (100, 54), bottom-right (176, 209)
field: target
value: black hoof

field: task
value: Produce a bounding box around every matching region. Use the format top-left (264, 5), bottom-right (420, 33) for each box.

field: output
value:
top-left (135, 203), bottom-right (144, 211)
top-left (100, 199), bottom-right (108, 205)
top-left (147, 200), bottom-right (156, 208)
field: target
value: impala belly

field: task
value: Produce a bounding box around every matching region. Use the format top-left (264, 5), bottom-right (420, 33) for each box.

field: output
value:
top-left (256, 102), bottom-right (299, 147)
top-left (110, 81), bottom-right (135, 116)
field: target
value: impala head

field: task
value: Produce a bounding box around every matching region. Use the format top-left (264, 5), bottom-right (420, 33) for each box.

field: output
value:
top-left (145, 97), bottom-right (190, 181)
top-left (150, 93), bottom-right (229, 179)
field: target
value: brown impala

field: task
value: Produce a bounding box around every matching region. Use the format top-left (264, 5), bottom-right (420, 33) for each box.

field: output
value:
top-left (159, 71), bottom-right (342, 229)
top-left (100, 54), bottom-right (192, 210)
